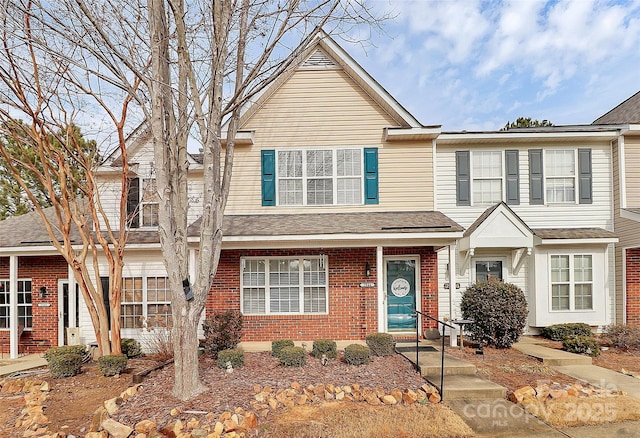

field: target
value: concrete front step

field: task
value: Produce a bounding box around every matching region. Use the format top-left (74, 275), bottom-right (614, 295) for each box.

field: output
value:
top-left (513, 342), bottom-right (592, 366)
top-left (429, 374), bottom-right (507, 400)
top-left (417, 353), bottom-right (477, 377)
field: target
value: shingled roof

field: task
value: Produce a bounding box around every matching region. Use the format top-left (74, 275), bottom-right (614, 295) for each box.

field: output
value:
top-left (593, 90), bottom-right (640, 124)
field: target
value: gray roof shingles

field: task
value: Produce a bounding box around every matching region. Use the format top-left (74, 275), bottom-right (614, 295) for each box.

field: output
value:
top-left (593, 90), bottom-right (640, 124)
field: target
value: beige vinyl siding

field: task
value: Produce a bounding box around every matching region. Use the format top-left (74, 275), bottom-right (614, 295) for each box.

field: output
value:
top-left (436, 142), bottom-right (613, 230)
top-left (624, 137), bottom-right (640, 207)
top-left (224, 67), bottom-right (434, 214)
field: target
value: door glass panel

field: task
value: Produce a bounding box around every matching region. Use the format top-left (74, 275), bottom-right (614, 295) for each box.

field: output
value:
top-left (386, 260), bottom-right (417, 331)
top-left (475, 261), bottom-right (503, 282)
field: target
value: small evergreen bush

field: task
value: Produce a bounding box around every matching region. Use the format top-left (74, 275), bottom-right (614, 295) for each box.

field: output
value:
top-left (563, 335), bottom-right (601, 357)
top-left (541, 323), bottom-right (592, 341)
top-left (217, 348), bottom-right (245, 369)
top-left (97, 354), bottom-right (128, 376)
top-left (460, 280), bottom-right (528, 348)
top-left (278, 346), bottom-right (306, 367)
top-left (48, 352), bottom-right (83, 378)
top-left (121, 338), bottom-right (143, 358)
top-left (602, 324), bottom-right (640, 350)
top-left (202, 310), bottom-right (243, 358)
top-left (343, 344), bottom-right (371, 365)
top-left (44, 345), bottom-right (87, 362)
top-left (271, 339), bottom-right (295, 358)
top-left (366, 333), bottom-right (394, 356)
top-left (312, 339), bottom-right (337, 359)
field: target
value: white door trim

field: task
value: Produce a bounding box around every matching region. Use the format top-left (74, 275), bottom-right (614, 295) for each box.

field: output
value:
top-left (383, 255), bottom-right (421, 336)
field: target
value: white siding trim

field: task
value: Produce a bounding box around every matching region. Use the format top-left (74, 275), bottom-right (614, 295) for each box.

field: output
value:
top-left (619, 136), bottom-right (627, 209)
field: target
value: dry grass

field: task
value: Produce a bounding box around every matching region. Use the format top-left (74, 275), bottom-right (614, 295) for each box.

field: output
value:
top-left (521, 395), bottom-right (640, 427)
top-left (259, 401), bottom-right (474, 438)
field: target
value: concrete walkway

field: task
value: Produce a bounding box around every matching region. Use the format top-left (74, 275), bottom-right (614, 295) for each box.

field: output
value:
top-left (0, 354), bottom-right (47, 377)
top-left (513, 337), bottom-right (640, 399)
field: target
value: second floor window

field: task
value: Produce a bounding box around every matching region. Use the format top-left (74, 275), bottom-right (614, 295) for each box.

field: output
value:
top-left (545, 150), bottom-right (575, 203)
top-left (472, 151), bottom-right (503, 205)
top-left (141, 178), bottom-right (159, 227)
top-left (277, 149), bottom-right (362, 206)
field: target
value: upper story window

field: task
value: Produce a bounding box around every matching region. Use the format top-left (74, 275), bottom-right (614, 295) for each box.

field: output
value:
top-left (277, 149), bottom-right (363, 206)
top-left (545, 150), bottom-right (575, 203)
top-left (472, 151), bottom-right (503, 205)
top-left (127, 177), bottom-right (159, 228)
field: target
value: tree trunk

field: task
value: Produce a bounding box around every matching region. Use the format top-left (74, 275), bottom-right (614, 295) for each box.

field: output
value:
top-left (171, 303), bottom-right (206, 399)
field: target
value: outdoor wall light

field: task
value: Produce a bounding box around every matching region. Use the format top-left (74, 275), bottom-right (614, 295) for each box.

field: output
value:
top-left (39, 286), bottom-right (47, 299)
top-left (365, 262), bottom-right (371, 277)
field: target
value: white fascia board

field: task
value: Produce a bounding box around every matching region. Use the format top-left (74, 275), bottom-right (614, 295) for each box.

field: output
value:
top-left (538, 237), bottom-right (618, 246)
top-left (220, 130), bottom-right (255, 145)
top-left (0, 246), bottom-right (61, 256)
top-left (620, 208), bottom-right (640, 222)
top-left (439, 131), bottom-right (620, 143)
top-left (385, 127), bottom-right (441, 141)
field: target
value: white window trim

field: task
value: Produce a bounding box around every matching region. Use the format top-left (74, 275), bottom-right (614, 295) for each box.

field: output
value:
top-left (140, 178), bottom-right (159, 228)
top-left (240, 255), bottom-right (329, 316)
top-left (275, 148), bottom-right (364, 206)
top-left (543, 149), bottom-right (578, 205)
top-left (0, 279), bottom-right (33, 331)
top-left (471, 150), bottom-right (505, 206)
top-left (549, 253), bottom-right (594, 312)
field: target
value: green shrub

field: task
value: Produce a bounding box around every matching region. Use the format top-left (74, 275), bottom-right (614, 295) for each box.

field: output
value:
top-left (121, 338), bottom-right (143, 358)
top-left (97, 354), bottom-right (128, 376)
top-left (563, 335), bottom-right (601, 357)
top-left (366, 333), bottom-right (394, 356)
top-left (541, 323), bottom-right (592, 341)
top-left (343, 344), bottom-right (371, 366)
top-left (460, 280), bottom-right (528, 348)
top-left (602, 324), bottom-right (640, 350)
top-left (217, 348), bottom-right (245, 369)
top-left (278, 346), bottom-right (306, 367)
top-left (48, 353), bottom-right (83, 378)
top-left (312, 339), bottom-right (337, 359)
top-left (271, 339), bottom-right (295, 358)
top-left (44, 345), bottom-right (87, 362)
top-left (202, 311), bottom-right (243, 358)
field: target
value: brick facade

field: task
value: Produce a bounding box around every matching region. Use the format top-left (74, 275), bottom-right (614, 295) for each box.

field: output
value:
top-left (0, 256), bottom-right (67, 354)
top-left (207, 246), bottom-right (438, 341)
top-left (627, 248), bottom-right (640, 325)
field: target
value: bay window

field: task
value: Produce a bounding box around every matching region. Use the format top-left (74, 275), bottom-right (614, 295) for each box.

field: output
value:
top-left (121, 276), bottom-right (171, 329)
top-left (550, 254), bottom-right (593, 311)
top-left (241, 256), bottom-right (328, 315)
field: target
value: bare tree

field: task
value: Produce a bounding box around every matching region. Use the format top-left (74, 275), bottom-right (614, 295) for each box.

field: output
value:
top-left (15, 0), bottom-right (385, 399)
top-left (0, 1), bottom-right (142, 355)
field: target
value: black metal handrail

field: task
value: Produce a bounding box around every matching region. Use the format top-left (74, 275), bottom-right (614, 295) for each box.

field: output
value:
top-left (414, 310), bottom-right (457, 402)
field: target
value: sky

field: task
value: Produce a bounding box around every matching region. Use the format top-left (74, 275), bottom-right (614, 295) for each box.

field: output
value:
top-left (341, 0), bottom-right (640, 132)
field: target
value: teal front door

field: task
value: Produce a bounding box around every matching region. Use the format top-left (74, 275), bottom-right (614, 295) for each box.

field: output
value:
top-left (386, 258), bottom-right (417, 331)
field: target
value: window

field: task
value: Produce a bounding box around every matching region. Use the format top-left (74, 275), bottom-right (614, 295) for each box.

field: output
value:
top-left (545, 150), bottom-right (575, 203)
top-left (550, 255), bottom-right (593, 311)
top-left (121, 276), bottom-right (171, 329)
top-left (141, 178), bottom-right (159, 227)
top-left (277, 149), bottom-right (362, 206)
top-left (0, 280), bottom-right (32, 329)
top-left (475, 261), bottom-right (503, 282)
top-left (456, 150), bottom-right (520, 206)
top-left (241, 256), bottom-right (327, 315)
top-left (472, 151), bottom-right (503, 205)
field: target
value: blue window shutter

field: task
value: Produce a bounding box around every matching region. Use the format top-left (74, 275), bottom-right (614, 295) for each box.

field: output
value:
top-left (364, 148), bottom-right (379, 204)
top-left (578, 148), bottom-right (592, 204)
top-left (505, 150), bottom-right (520, 205)
top-left (529, 149), bottom-right (544, 205)
top-left (261, 150), bottom-right (276, 206)
top-left (456, 151), bottom-right (470, 206)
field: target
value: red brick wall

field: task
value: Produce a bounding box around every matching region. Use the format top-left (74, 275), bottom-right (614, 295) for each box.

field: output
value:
top-left (627, 248), bottom-right (640, 325)
top-left (206, 246), bottom-right (438, 341)
top-left (0, 256), bottom-right (67, 353)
